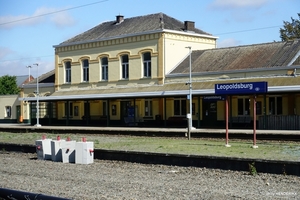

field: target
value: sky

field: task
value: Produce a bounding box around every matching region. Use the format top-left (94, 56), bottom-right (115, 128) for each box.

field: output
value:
top-left (0, 0), bottom-right (299, 77)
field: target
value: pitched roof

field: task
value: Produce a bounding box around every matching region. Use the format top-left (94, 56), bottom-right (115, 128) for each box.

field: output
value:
top-left (171, 39), bottom-right (300, 74)
top-left (16, 75), bottom-right (28, 87)
top-left (58, 13), bottom-right (212, 46)
top-left (29, 69), bottom-right (55, 84)
top-left (28, 76), bottom-right (300, 102)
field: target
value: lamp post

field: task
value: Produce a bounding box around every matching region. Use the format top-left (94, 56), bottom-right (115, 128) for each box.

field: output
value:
top-left (33, 63), bottom-right (41, 127)
top-left (186, 46), bottom-right (192, 140)
top-left (26, 66), bottom-right (32, 82)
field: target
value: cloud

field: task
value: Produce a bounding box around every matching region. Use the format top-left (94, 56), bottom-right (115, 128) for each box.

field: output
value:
top-left (50, 12), bottom-right (76, 28)
top-left (217, 38), bottom-right (241, 48)
top-left (0, 6), bottom-right (76, 29)
top-left (0, 46), bottom-right (54, 77)
top-left (0, 59), bottom-right (54, 77)
top-left (231, 11), bottom-right (255, 23)
top-left (35, 7), bottom-right (76, 28)
top-left (0, 46), bottom-right (14, 59)
top-left (208, 0), bottom-right (271, 23)
top-left (209, 0), bottom-right (269, 10)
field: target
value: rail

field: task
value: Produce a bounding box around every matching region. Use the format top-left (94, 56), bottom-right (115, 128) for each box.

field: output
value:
top-left (0, 188), bottom-right (70, 200)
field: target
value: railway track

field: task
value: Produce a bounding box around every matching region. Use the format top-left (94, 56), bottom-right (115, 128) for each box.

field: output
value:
top-left (1, 125), bottom-right (300, 141)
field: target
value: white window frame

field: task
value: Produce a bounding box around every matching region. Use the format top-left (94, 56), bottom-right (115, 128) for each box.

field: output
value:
top-left (144, 99), bottom-right (153, 117)
top-left (121, 55), bottom-right (129, 79)
top-left (101, 57), bottom-right (108, 81)
top-left (65, 61), bottom-right (71, 83)
top-left (5, 106), bottom-right (11, 118)
top-left (143, 52), bottom-right (151, 78)
top-left (174, 98), bottom-right (187, 116)
top-left (82, 59), bottom-right (89, 82)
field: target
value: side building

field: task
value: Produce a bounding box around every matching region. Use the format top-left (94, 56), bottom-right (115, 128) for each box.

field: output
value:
top-left (19, 70), bottom-right (55, 125)
top-left (0, 75), bottom-right (33, 123)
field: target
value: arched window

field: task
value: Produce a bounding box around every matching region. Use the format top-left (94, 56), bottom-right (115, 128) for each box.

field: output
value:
top-left (143, 52), bottom-right (151, 77)
top-left (101, 57), bottom-right (108, 80)
top-left (121, 55), bottom-right (129, 79)
top-left (65, 61), bottom-right (71, 83)
top-left (82, 59), bottom-right (89, 82)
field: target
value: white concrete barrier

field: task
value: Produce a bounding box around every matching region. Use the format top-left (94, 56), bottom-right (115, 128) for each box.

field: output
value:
top-left (35, 135), bottom-right (52, 160)
top-left (61, 137), bottom-right (76, 163)
top-left (51, 136), bottom-right (65, 162)
top-left (75, 137), bottom-right (94, 164)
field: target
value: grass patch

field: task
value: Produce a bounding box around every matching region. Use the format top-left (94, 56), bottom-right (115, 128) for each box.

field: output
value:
top-left (0, 132), bottom-right (299, 161)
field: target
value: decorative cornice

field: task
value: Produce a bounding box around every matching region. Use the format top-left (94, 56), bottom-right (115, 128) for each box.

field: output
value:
top-left (55, 33), bottom-right (161, 53)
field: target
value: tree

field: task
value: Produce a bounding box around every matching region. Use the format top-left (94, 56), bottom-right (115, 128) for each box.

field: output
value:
top-left (280, 13), bottom-right (300, 41)
top-left (0, 75), bottom-right (20, 95)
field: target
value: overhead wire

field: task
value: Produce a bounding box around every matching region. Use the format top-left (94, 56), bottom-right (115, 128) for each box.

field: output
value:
top-left (0, 55), bottom-right (54, 63)
top-left (0, 0), bottom-right (109, 63)
top-left (0, 0), bottom-right (284, 63)
top-left (0, 0), bottom-right (109, 26)
top-left (215, 25), bottom-right (281, 36)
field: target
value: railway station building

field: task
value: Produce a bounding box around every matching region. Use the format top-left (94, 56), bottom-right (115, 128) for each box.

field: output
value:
top-left (18, 13), bottom-right (300, 130)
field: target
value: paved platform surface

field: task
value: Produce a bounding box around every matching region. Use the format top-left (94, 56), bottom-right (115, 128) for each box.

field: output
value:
top-left (1, 123), bottom-right (299, 136)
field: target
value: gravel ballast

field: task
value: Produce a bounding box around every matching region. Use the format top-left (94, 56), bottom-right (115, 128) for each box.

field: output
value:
top-left (0, 152), bottom-right (299, 200)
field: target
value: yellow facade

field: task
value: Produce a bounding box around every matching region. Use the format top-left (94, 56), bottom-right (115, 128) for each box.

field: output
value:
top-left (52, 27), bottom-right (217, 124)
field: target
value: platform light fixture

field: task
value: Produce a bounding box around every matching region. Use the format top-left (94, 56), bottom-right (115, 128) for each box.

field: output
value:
top-left (26, 65), bottom-right (32, 83)
top-left (33, 63), bottom-right (41, 127)
top-left (185, 46), bottom-right (192, 140)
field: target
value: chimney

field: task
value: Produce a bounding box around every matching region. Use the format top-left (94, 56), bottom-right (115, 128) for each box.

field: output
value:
top-left (116, 15), bottom-right (124, 24)
top-left (184, 21), bottom-right (195, 31)
top-left (159, 13), bottom-right (164, 29)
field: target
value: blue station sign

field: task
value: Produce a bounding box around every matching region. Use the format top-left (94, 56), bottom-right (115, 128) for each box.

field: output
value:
top-left (215, 81), bottom-right (268, 95)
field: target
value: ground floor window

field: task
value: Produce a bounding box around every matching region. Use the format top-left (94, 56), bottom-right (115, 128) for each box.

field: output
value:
top-left (5, 106), bottom-right (11, 117)
top-left (174, 98), bottom-right (186, 116)
top-left (238, 98), bottom-right (250, 115)
top-left (64, 102), bottom-right (73, 117)
top-left (103, 101), bottom-right (107, 116)
top-left (269, 96), bottom-right (282, 115)
top-left (144, 99), bottom-right (152, 117)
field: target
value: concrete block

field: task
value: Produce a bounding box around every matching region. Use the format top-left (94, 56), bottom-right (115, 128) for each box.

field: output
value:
top-left (61, 140), bottom-right (76, 163)
top-left (35, 139), bottom-right (52, 160)
top-left (75, 140), bottom-right (94, 164)
top-left (51, 138), bottom-right (65, 162)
